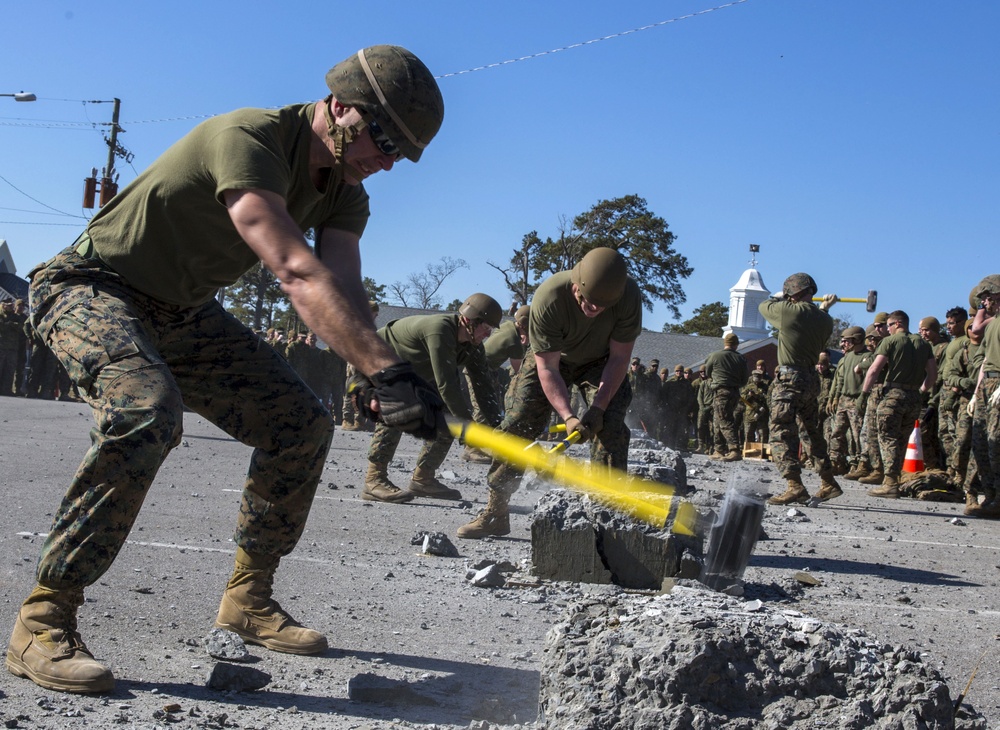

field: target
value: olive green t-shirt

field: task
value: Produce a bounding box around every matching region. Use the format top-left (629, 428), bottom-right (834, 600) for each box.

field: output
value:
top-left (529, 271), bottom-right (642, 366)
top-left (379, 313), bottom-right (485, 420)
top-left (875, 332), bottom-right (934, 387)
top-left (704, 348), bottom-right (748, 388)
top-left (759, 299), bottom-right (833, 369)
top-left (981, 319), bottom-right (1000, 372)
top-left (484, 320), bottom-right (525, 369)
top-left (87, 103), bottom-right (370, 307)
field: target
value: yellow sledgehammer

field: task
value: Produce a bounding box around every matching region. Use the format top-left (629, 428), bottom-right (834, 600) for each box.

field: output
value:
top-left (444, 415), bottom-right (699, 537)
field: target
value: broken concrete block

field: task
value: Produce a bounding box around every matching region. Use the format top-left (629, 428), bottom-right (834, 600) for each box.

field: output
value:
top-left (530, 489), bottom-right (702, 590)
top-left (206, 663), bottom-right (271, 692)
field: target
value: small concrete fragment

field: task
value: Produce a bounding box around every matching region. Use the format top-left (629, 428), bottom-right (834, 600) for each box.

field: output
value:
top-left (794, 570), bottom-right (822, 586)
top-left (530, 489), bottom-right (702, 590)
top-left (411, 530), bottom-right (460, 557)
top-left (203, 628), bottom-right (251, 662)
top-left (205, 663), bottom-right (271, 692)
top-left (469, 563), bottom-right (509, 588)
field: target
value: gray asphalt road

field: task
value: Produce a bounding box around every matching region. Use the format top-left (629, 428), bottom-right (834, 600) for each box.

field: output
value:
top-left (1, 396), bottom-right (998, 728)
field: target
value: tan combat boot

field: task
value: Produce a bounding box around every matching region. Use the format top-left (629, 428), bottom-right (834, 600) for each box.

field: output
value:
top-left (461, 446), bottom-right (492, 464)
top-left (456, 490), bottom-right (511, 539)
top-left (815, 473), bottom-right (844, 502)
top-left (215, 548), bottom-right (327, 655)
top-left (867, 475), bottom-right (901, 499)
top-left (340, 416), bottom-right (362, 432)
top-left (844, 462), bottom-right (871, 481)
top-left (768, 478), bottom-right (810, 505)
top-left (964, 492), bottom-right (983, 517)
top-left (858, 470), bottom-right (885, 485)
top-left (408, 466), bottom-right (463, 500)
top-left (363, 462), bottom-right (414, 503)
top-left (6, 585), bottom-right (114, 693)
top-left (721, 450), bottom-right (742, 462)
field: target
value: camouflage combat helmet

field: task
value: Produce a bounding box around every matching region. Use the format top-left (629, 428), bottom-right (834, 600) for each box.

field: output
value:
top-left (459, 293), bottom-right (502, 327)
top-left (571, 248), bottom-right (628, 308)
top-left (782, 272), bottom-right (818, 299)
top-left (326, 45), bottom-right (444, 162)
top-left (974, 275), bottom-right (1000, 301)
top-left (514, 305), bottom-right (531, 329)
top-left (841, 326), bottom-right (865, 341)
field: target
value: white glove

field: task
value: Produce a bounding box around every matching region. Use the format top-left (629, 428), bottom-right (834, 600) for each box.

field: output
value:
top-left (968, 395), bottom-right (977, 417)
top-left (990, 386), bottom-right (1000, 409)
top-left (818, 294), bottom-right (839, 312)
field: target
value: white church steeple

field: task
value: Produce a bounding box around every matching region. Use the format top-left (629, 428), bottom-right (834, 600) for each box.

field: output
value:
top-left (722, 245), bottom-right (771, 342)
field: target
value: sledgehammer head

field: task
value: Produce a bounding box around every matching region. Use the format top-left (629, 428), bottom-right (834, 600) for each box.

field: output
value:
top-left (866, 289), bottom-right (878, 313)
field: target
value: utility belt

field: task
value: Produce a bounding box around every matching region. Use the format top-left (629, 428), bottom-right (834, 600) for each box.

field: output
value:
top-left (884, 381), bottom-right (919, 391)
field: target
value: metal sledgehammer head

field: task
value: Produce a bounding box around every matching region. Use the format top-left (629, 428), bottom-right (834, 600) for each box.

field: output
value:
top-left (699, 483), bottom-right (766, 591)
top-left (810, 289), bottom-right (877, 312)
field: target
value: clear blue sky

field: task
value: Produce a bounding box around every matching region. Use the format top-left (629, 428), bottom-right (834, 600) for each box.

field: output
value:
top-left (2, 1), bottom-right (997, 331)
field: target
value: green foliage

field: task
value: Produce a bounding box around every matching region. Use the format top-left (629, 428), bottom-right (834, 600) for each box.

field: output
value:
top-left (491, 195), bottom-right (691, 316)
top-left (221, 262), bottom-right (288, 331)
top-left (663, 301), bottom-right (729, 336)
top-left (363, 276), bottom-right (386, 304)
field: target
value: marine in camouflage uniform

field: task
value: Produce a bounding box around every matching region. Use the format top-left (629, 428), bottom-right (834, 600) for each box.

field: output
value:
top-left (6, 45), bottom-right (447, 694)
top-left (946, 318), bottom-right (980, 510)
top-left (0, 300), bottom-right (22, 396)
top-left (759, 273), bottom-right (842, 505)
top-left (696, 366), bottom-right (715, 454)
top-left (847, 325), bottom-right (886, 481)
top-left (917, 316), bottom-right (948, 471)
top-left (860, 311), bottom-right (936, 498)
top-left (741, 369), bottom-right (769, 443)
top-left (364, 297), bottom-right (501, 503)
top-left (704, 333), bottom-right (748, 460)
top-left (660, 364), bottom-right (692, 449)
top-left (827, 327), bottom-right (872, 474)
top-left (458, 248), bottom-right (642, 540)
top-left (935, 308), bottom-right (968, 480)
top-left (967, 276), bottom-right (1000, 517)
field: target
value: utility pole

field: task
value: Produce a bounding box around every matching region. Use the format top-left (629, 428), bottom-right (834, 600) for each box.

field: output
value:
top-left (83, 98), bottom-right (129, 208)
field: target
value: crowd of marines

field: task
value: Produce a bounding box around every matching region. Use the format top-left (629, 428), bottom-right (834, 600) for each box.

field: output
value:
top-left (0, 298), bottom-right (80, 401)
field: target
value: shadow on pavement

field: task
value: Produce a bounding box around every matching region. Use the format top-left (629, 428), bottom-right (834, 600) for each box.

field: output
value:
top-left (750, 554), bottom-right (981, 587)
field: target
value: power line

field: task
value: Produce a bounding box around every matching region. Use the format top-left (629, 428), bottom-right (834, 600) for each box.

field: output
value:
top-left (437, 0), bottom-right (751, 78)
top-left (0, 174), bottom-right (88, 219)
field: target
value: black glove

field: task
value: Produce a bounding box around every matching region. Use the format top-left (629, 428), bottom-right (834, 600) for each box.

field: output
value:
top-left (921, 405), bottom-right (936, 424)
top-left (351, 363), bottom-right (444, 440)
top-left (580, 405), bottom-right (605, 437)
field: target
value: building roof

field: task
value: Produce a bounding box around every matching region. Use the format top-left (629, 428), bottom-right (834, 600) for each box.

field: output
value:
top-left (0, 272), bottom-right (28, 302)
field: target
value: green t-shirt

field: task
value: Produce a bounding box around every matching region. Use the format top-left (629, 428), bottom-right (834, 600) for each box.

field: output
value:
top-left (529, 271), bottom-right (642, 366)
top-left (835, 350), bottom-right (872, 398)
top-left (87, 103), bottom-right (370, 307)
top-left (379, 313), bottom-right (488, 420)
top-left (875, 332), bottom-right (933, 387)
top-left (981, 319), bottom-right (1000, 372)
top-left (704, 348), bottom-right (748, 388)
top-left (759, 299), bottom-right (833, 369)
top-left (484, 320), bottom-right (525, 369)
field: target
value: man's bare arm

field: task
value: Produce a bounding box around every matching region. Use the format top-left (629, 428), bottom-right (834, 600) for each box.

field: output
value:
top-left (861, 354), bottom-right (887, 393)
top-left (534, 350), bottom-right (573, 421)
top-left (590, 339), bottom-right (634, 411)
top-left (224, 188), bottom-right (399, 376)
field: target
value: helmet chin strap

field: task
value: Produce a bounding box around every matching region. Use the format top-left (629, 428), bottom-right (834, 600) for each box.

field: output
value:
top-left (324, 97), bottom-right (369, 178)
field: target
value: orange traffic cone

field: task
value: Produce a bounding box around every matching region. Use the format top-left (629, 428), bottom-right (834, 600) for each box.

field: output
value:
top-left (903, 420), bottom-right (925, 473)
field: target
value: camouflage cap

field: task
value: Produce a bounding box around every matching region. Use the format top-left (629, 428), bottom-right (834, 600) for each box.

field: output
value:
top-left (631, 357), bottom-right (641, 365)
top-left (674, 364), bottom-right (684, 372)
top-left (684, 368), bottom-right (693, 374)
top-left (974, 274), bottom-right (1000, 299)
top-left (650, 359), bottom-right (660, 366)
top-left (782, 272), bottom-right (818, 299)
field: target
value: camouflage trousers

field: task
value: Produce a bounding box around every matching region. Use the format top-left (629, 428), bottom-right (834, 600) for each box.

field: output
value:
top-left (874, 386), bottom-right (922, 479)
top-left (954, 394), bottom-right (974, 489)
top-left (970, 376), bottom-right (1000, 497)
top-left (368, 418), bottom-right (453, 472)
top-left (486, 350), bottom-right (632, 496)
top-left (768, 367), bottom-right (832, 480)
top-left (29, 247), bottom-right (334, 590)
top-left (697, 406), bottom-right (713, 452)
top-left (829, 401), bottom-right (862, 467)
top-left (861, 387), bottom-right (883, 471)
top-left (0, 347), bottom-right (17, 396)
top-left (712, 385), bottom-right (741, 454)
top-left (937, 393), bottom-right (960, 473)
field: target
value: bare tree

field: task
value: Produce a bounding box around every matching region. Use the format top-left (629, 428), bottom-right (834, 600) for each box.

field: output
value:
top-left (389, 256), bottom-right (469, 309)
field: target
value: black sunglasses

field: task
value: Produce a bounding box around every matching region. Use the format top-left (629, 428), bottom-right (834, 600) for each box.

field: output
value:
top-left (368, 120), bottom-right (401, 158)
